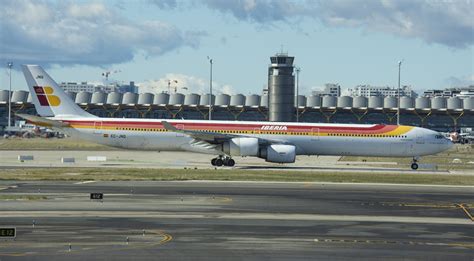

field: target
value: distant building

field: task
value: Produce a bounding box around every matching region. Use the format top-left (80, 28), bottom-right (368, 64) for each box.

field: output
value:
top-left (119, 81), bottom-right (138, 93)
top-left (312, 83), bottom-right (341, 97)
top-left (423, 86), bottom-right (474, 98)
top-left (60, 81), bottom-right (138, 94)
top-left (60, 82), bottom-right (99, 93)
top-left (348, 85), bottom-right (416, 97)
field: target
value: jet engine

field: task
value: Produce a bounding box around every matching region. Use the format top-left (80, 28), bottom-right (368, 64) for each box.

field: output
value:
top-left (259, 144), bottom-right (296, 163)
top-left (222, 137), bottom-right (259, 156)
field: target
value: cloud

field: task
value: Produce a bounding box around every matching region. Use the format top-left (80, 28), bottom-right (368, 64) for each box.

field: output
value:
top-left (443, 74), bottom-right (474, 88)
top-left (149, 0), bottom-right (178, 9)
top-left (137, 73), bottom-right (235, 95)
top-left (198, 0), bottom-right (473, 48)
top-left (0, 0), bottom-right (205, 67)
top-left (202, 0), bottom-right (306, 23)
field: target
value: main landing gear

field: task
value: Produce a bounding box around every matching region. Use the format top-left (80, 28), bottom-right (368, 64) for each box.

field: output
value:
top-left (211, 156), bottom-right (235, 167)
top-left (411, 157), bottom-right (419, 170)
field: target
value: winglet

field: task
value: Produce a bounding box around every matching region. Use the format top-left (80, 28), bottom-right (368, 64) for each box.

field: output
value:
top-left (161, 121), bottom-right (179, 132)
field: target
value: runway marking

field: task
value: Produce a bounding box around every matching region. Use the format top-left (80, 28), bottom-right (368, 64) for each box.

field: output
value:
top-left (362, 202), bottom-right (473, 209)
top-left (313, 237), bottom-right (474, 248)
top-left (0, 225), bottom-right (172, 257)
top-left (363, 201), bottom-right (474, 222)
top-left (217, 196), bottom-right (233, 203)
top-left (74, 180), bottom-right (96, 185)
top-left (0, 211), bottom-right (471, 225)
top-left (0, 185), bottom-right (18, 191)
top-left (456, 204), bottom-right (474, 222)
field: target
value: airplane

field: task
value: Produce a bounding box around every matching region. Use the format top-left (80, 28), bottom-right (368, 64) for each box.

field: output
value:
top-left (18, 65), bottom-right (453, 170)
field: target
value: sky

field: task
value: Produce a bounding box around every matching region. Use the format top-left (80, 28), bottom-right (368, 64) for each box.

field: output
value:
top-left (0, 0), bottom-right (473, 96)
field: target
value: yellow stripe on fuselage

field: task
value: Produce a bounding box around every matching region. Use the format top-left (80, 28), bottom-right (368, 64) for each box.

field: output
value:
top-left (67, 123), bottom-right (414, 137)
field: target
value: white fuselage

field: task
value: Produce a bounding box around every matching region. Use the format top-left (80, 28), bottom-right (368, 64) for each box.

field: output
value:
top-left (53, 117), bottom-right (453, 158)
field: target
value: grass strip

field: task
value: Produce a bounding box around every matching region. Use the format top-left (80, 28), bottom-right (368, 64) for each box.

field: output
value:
top-left (0, 195), bottom-right (47, 201)
top-left (0, 138), bottom-right (117, 151)
top-left (0, 168), bottom-right (473, 186)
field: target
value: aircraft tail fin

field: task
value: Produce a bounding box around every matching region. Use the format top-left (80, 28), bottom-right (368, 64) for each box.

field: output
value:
top-left (21, 65), bottom-right (96, 118)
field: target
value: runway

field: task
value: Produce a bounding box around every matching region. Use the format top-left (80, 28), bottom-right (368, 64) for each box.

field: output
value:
top-left (0, 181), bottom-right (473, 260)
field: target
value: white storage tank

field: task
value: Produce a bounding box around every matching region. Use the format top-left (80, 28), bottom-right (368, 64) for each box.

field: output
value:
top-left (322, 96), bottom-right (337, 108)
top-left (463, 97), bottom-right (474, 110)
top-left (260, 94), bottom-right (269, 107)
top-left (0, 90), bottom-right (10, 103)
top-left (415, 97), bottom-right (431, 109)
top-left (216, 94), bottom-right (231, 106)
top-left (11, 90), bottom-right (28, 103)
top-left (337, 96), bottom-right (352, 108)
top-left (75, 91), bottom-right (92, 104)
top-left (138, 93), bottom-right (154, 105)
top-left (352, 96), bottom-right (367, 108)
top-left (199, 94), bottom-right (215, 106)
top-left (184, 93), bottom-right (200, 106)
top-left (169, 93), bottom-right (185, 105)
top-left (122, 92), bottom-right (138, 104)
top-left (91, 91), bottom-right (107, 104)
top-left (296, 95), bottom-right (307, 107)
top-left (245, 94), bottom-right (261, 106)
top-left (447, 97), bottom-right (462, 110)
top-left (65, 91), bottom-right (77, 101)
top-left (307, 95), bottom-right (321, 107)
top-left (230, 94), bottom-right (246, 106)
top-left (368, 96), bottom-right (382, 108)
top-left (153, 93), bottom-right (170, 105)
top-left (384, 96), bottom-right (398, 108)
top-left (106, 92), bottom-right (122, 104)
top-left (431, 97), bottom-right (447, 109)
top-left (400, 97), bottom-right (414, 109)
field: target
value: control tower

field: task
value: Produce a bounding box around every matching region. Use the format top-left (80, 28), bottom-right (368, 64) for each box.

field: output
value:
top-left (268, 53), bottom-right (295, 122)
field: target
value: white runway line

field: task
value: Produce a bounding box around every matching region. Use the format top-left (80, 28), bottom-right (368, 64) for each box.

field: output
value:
top-left (74, 181), bottom-right (96, 185)
top-left (0, 211), bottom-right (471, 225)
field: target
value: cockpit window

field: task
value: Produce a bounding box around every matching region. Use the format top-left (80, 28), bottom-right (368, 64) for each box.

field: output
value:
top-left (435, 135), bottom-right (444, 139)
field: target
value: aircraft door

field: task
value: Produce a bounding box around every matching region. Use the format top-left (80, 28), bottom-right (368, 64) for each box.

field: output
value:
top-left (311, 128), bottom-right (319, 141)
top-left (176, 124), bottom-right (184, 137)
top-left (93, 121), bottom-right (102, 134)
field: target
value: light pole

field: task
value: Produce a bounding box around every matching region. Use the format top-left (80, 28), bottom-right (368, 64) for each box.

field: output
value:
top-left (7, 62), bottom-right (13, 130)
top-left (397, 60), bottom-right (402, 126)
top-left (295, 67), bottom-right (301, 122)
top-left (207, 56), bottom-right (213, 120)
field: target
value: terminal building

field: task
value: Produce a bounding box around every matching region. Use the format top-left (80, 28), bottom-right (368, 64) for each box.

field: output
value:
top-left (423, 86), bottom-right (474, 98)
top-left (1, 55), bottom-right (473, 132)
top-left (312, 84), bottom-right (341, 97)
top-left (60, 81), bottom-right (138, 94)
top-left (0, 89), bottom-right (473, 132)
top-left (348, 85), bottom-right (417, 98)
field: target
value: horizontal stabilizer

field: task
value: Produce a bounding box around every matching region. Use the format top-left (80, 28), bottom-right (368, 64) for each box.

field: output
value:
top-left (16, 113), bottom-right (70, 128)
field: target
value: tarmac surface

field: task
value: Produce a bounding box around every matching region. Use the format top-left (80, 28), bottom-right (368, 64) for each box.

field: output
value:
top-left (0, 180), bottom-right (473, 260)
top-left (2, 150), bottom-right (471, 175)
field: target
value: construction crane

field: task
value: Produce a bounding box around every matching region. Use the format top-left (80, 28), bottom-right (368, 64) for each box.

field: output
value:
top-left (102, 69), bottom-right (121, 83)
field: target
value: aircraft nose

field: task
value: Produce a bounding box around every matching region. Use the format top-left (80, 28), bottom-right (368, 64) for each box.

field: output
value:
top-left (446, 139), bottom-right (454, 150)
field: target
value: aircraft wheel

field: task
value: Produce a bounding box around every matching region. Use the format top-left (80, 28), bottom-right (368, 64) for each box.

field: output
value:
top-left (411, 163), bottom-right (419, 170)
top-left (211, 158), bottom-right (217, 166)
top-left (226, 158), bottom-right (235, 167)
top-left (215, 158), bottom-right (223, 167)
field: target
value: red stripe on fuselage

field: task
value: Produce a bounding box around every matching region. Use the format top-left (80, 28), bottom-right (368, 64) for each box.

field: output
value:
top-left (63, 120), bottom-right (396, 134)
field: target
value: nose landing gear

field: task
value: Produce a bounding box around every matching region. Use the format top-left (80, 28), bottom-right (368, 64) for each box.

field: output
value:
top-left (211, 156), bottom-right (235, 167)
top-left (411, 157), bottom-right (419, 170)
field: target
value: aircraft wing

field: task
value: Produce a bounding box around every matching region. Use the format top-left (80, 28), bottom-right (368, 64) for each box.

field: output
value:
top-left (16, 113), bottom-right (70, 128)
top-left (161, 120), bottom-right (288, 146)
top-left (161, 120), bottom-right (237, 143)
